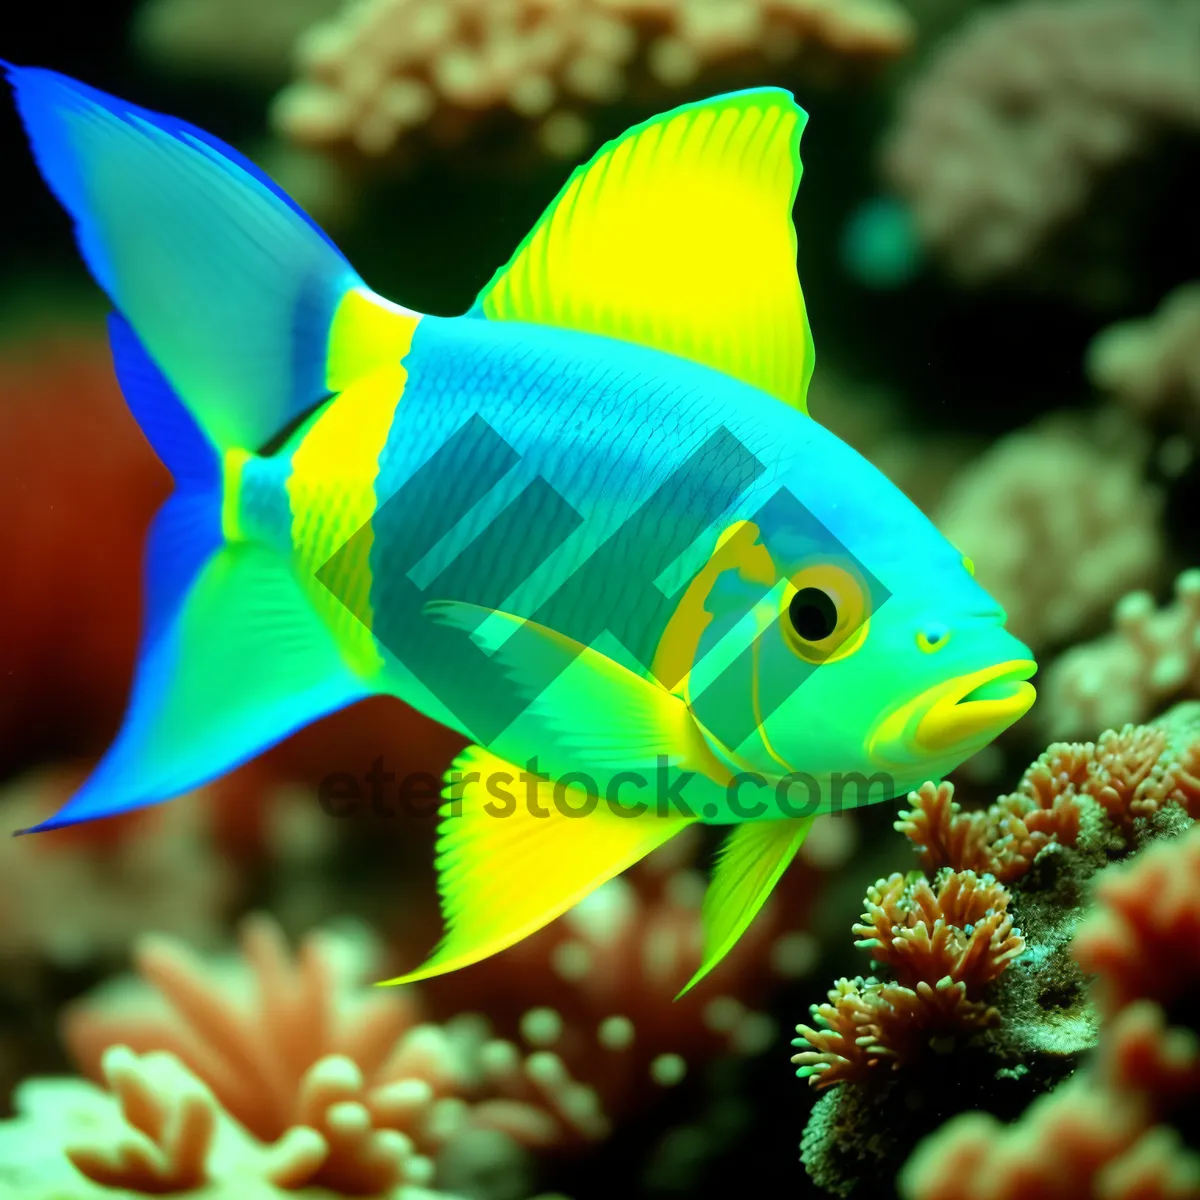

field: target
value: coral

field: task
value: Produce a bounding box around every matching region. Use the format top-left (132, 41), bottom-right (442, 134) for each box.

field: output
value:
top-left (1039, 570), bottom-right (1200, 739)
top-left (1072, 823), bottom-right (1200, 1016)
top-left (883, 0), bottom-right (1200, 285)
top-left (898, 706), bottom-right (1200, 877)
top-left (934, 414), bottom-right (1163, 650)
top-left (796, 706), bottom-right (1200, 1197)
top-left (1, 914), bottom-right (604, 1195)
top-left (133, 0), bottom-right (343, 81)
top-left (898, 825), bottom-right (1200, 1200)
top-left (272, 0), bottom-right (914, 162)
top-left (0, 767), bottom-right (237, 969)
top-left (790, 868), bottom-right (1020, 1089)
top-left (1088, 281), bottom-right (1200, 436)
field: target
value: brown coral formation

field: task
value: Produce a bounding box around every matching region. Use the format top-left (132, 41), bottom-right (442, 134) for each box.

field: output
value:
top-left (933, 414), bottom-right (1164, 650)
top-left (1039, 570), bottom-right (1200, 739)
top-left (899, 824), bottom-right (1200, 1200)
top-left (790, 869), bottom-right (1022, 1088)
top-left (272, 0), bottom-right (914, 161)
top-left (883, 0), bottom-right (1200, 285)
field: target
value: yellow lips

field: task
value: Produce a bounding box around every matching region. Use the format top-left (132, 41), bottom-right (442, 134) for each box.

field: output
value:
top-left (868, 659), bottom-right (1037, 770)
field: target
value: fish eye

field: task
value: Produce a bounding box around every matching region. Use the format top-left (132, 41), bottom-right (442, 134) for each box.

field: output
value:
top-left (780, 562), bottom-right (871, 665)
top-left (789, 587), bottom-right (838, 641)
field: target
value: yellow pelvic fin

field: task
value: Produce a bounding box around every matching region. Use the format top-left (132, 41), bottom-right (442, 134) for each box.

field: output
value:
top-left (381, 745), bottom-right (696, 985)
top-left (473, 90), bottom-right (815, 412)
top-left (677, 816), bottom-right (814, 998)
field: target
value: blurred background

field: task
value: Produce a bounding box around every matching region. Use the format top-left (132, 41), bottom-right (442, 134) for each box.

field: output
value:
top-left (1, 1), bottom-right (1200, 1197)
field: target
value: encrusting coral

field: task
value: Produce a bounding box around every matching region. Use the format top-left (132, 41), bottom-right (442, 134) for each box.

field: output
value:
top-left (883, 0), bottom-right (1200, 289)
top-left (934, 414), bottom-right (1164, 651)
top-left (898, 824), bottom-right (1200, 1200)
top-left (1038, 569), bottom-right (1200, 739)
top-left (271, 0), bottom-right (915, 162)
top-left (793, 703), bottom-right (1200, 1198)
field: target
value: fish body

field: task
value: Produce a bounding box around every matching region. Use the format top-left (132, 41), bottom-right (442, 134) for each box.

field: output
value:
top-left (5, 66), bottom-right (1036, 993)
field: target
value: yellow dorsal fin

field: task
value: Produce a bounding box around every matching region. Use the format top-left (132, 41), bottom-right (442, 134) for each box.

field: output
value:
top-left (472, 89), bottom-right (815, 412)
top-left (381, 745), bottom-right (695, 986)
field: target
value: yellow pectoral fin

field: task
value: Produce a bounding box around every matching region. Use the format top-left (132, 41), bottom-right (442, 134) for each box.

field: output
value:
top-left (676, 816), bottom-right (814, 998)
top-left (380, 745), bottom-right (697, 986)
top-left (472, 89), bottom-right (815, 412)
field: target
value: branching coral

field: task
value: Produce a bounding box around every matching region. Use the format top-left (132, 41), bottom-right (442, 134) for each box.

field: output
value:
top-left (898, 824), bottom-right (1200, 1200)
top-left (796, 705), bottom-right (1200, 1197)
top-left (1088, 281), bottom-right (1200, 437)
top-left (790, 869), bottom-right (1021, 1089)
top-left (933, 414), bottom-right (1163, 651)
top-left (883, 0), bottom-right (1200, 286)
top-left (272, 0), bottom-right (914, 161)
top-left (898, 707), bottom-right (1200, 877)
top-left (1039, 570), bottom-right (1200, 739)
top-left (0, 914), bottom-right (613, 1196)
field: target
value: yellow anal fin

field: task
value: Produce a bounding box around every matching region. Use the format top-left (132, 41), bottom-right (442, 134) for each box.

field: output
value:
top-left (381, 745), bottom-right (696, 986)
top-left (677, 816), bottom-right (814, 998)
top-left (473, 89), bottom-right (815, 413)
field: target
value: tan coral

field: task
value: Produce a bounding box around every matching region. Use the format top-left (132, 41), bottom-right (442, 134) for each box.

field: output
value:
top-left (883, 0), bottom-right (1200, 284)
top-left (1088, 281), bottom-right (1200, 435)
top-left (271, 0), bottom-right (913, 161)
top-left (0, 768), bottom-right (237, 970)
top-left (1039, 570), bottom-right (1200, 739)
top-left (934, 414), bottom-right (1163, 651)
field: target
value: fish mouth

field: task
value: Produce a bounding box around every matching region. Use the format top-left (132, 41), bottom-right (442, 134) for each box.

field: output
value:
top-left (868, 659), bottom-right (1037, 770)
top-left (915, 659), bottom-right (1038, 755)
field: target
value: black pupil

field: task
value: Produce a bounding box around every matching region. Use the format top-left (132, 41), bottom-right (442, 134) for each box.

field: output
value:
top-left (789, 587), bottom-right (838, 641)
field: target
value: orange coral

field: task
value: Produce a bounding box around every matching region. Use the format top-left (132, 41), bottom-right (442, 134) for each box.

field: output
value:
top-left (792, 974), bottom-right (998, 1089)
top-left (63, 913), bottom-right (613, 1188)
top-left (791, 866), bottom-right (1018, 1089)
top-left (898, 714), bottom-right (1200, 880)
top-left (852, 871), bottom-right (1024, 993)
top-left (900, 827), bottom-right (1200, 1200)
top-left (1072, 824), bottom-right (1200, 1016)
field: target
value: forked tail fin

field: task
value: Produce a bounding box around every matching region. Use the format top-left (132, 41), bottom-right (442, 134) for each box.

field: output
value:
top-left (3, 65), bottom-right (421, 831)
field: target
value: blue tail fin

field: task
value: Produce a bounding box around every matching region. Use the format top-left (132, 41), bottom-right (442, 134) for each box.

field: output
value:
top-left (0, 63), bottom-right (411, 832)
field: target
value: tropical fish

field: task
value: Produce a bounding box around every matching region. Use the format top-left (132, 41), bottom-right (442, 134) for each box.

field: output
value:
top-left (4, 65), bottom-right (1037, 996)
